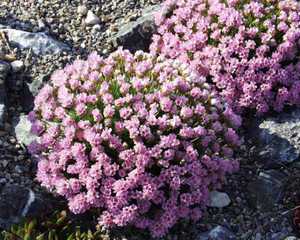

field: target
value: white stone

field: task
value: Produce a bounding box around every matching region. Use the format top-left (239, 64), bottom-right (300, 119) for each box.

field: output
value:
top-left (2, 28), bottom-right (70, 55)
top-left (14, 115), bottom-right (38, 146)
top-left (77, 5), bottom-right (88, 15)
top-left (21, 190), bottom-right (35, 217)
top-left (10, 60), bottom-right (24, 72)
top-left (92, 24), bottom-right (102, 32)
top-left (208, 191), bottom-right (231, 208)
top-left (85, 11), bottom-right (100, 26)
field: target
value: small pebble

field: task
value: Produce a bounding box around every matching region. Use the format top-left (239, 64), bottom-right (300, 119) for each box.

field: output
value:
top-left (77, 5), bottom-right (88, 15)
top-left (85, 10), bottom-right (100, 25)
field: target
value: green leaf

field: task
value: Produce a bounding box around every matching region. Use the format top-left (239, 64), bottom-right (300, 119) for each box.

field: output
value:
top-left (27, 219), bottom-right (37, 235)
top-left (24, 233), bottom-right (32, 240)
top-left (36, 233), bottom-right (46, 240)
top-left (67, 233), bottom-right (75, 240)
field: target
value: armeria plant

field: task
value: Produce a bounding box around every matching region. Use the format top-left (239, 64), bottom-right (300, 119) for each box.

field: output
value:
top-left (151, 0), bottom-right (300, 114)
top-left (28, 48), bottom-right (241, 237)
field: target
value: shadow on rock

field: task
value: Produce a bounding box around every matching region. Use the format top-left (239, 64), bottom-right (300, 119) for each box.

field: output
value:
top-left (246, 108), bottom-right (300, 169)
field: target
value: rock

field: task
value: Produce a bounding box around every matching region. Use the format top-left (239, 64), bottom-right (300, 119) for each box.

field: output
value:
top-left (284, 237), bottom-right (298, 240)
top-left (27, 73), bottom-right (49, 97)
top-left (270, 229), bottom-right (291, 240)
top-left (14, 114), bottom-right (37, 146)
top-left (111, 4), bottom-right (160, 52)
top-left (77, 5), bottom-right (88, 15)
top-left (85, 10), bottom-right (100, 26)
top-left (21, 73), bottom-right (51, 112)
top-left (0, 185), bottom-right (53, 229)
top-left (10, 60), bottom-right (24, 72)
top-left (0, 104), bottom-right (5, 129)
top-left (92, 24), bottom-right (102, 34)
top-left (248, 108), bottom-right (300, 168)
top-left (37, 19), bottom-right (46, 31)
top-left (247, 170), bottom-right (286, 211)
top-left (0, 61), bottom-right (10, 128)
top-left (208, 191), bottom-right (231, 208)
top-left (197, 226), bottom-right (236, 240)
top-left (2, 160), bottom-right (8, 168)
top-left (1, 28), bottom-right (70, 55)
top-left (255, 233), bottom-right (262, 240)
top-left (0, 60), bottom-right (11, 78)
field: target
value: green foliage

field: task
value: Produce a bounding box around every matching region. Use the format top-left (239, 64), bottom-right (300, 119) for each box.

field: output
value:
top-left (0, 211), bottom-right (103, 240)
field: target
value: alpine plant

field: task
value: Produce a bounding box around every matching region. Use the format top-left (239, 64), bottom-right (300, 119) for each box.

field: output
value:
top-left (28, 49), bottom-right (241, 237)
top-left (151, 0), bottom-right (300, 114)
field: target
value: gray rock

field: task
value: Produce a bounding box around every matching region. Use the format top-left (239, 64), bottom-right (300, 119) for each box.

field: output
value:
top-left (0, 104), bottom-right (5, 129)
top-left (0, 60), bottom-right (11, 78)
top-left (247, 170), bottom-right (286, 211)
top-left (10, 60), bottom-right (24, 72)
top-left (27, 73), bottom-right (49, 97)
top-left (0, 61), bottom-right (10, 128)
top-left (77, 5), bottom-right (88, 15)
top-left (85, 10), bottom-right (100, 26)
top-left (284, 237), bottom-right (298, 240)
top-left (14, 114), bottom-right (37, 146)
top-left (249, 109), bottom-right (300, 168)
top-left (208, 191), bottom-right (231, 208)
top-left (197, 226), bottom-right (236, 240)
top-left (111, 4), bottom-right (160, 52)
top-left (1, 28), bottom-right (70, 55)
top-left (21, 73), bottom-right (50, 111)
top-left (270, 229), bottom-right (291, 240)
top-left (0, 185), bottom-right (53, 229)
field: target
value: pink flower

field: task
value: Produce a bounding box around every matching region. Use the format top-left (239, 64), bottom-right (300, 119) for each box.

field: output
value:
top-left (29, 49), bottom-right (240, 238)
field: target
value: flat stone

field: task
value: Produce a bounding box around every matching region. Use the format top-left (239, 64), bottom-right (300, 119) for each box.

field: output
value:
top-left (247, 170), bottom-right (286, 211)
top-left (1, 28), bottom-right (70, 55)
top-left (248, 108), bottom-right (300, 168)
top-left (208, 191), bottom-right (231, 208)
top-left (197, 226), bottom-right (236, 240)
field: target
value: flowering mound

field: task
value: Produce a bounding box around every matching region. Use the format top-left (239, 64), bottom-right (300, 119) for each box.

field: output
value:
top-left (151, 0), bottom-right (300, 114)
top-left (28, 49), bottom-right (241, 237)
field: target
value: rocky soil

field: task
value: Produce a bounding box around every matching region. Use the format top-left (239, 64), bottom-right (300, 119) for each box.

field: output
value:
top-left (0, 1), bottom-right (300, 239)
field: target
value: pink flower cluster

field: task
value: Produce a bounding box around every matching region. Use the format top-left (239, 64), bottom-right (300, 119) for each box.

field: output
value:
top-left (151, 0), bottom-right (300, 114)
top-left (29, 49), bottom-right (241, 237)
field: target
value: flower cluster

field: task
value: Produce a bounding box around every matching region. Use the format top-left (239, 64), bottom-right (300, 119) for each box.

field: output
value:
top-left (151, 0), bottom-right (300, 114)
top-left (29, 49), bottom-right (241, 237)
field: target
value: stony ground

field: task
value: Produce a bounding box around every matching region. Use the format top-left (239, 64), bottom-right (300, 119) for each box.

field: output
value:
top-left (0, 1), bottom-right (300, 239)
